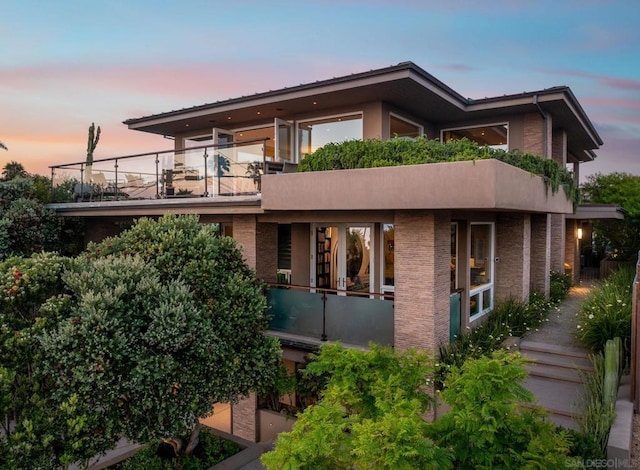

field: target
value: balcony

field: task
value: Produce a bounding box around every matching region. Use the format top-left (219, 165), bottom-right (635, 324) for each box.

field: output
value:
top-left (267, 284), bottom-right (394, 348)
top-left (49, 138), bottom-right (290, 203)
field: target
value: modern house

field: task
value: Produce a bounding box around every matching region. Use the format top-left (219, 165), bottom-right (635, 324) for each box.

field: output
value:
top-left (49, 61), bottom-right (603, 442)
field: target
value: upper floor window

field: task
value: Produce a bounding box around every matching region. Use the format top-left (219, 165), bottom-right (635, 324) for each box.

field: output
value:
top-left (441, 123), bottom-right (508, 151)
top-left (298, 113), bottom-right (363, 159)
top-left (390, 113), bottom-right (423, 139)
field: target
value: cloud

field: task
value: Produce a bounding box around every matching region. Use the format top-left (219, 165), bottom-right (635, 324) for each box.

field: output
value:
top-left (538, 67), bottom-right (640, 92)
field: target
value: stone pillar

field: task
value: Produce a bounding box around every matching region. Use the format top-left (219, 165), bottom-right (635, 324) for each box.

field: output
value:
top-left (523, 112), bottom-right (545, 156)
top-left (394, 211), bottom-right (450, 354)
top-left (231, 394), bottom-right (258, 442)
top-left (232, 215), bottom-right (278, 282)
top-left (550, 214), bottom-right (566, 273)
top-left (530, 214), bottom-right (551, 296)
top-left (495, 214), bottom-right (531, 302)
top-left (230, 215), bottom-right (277, 442)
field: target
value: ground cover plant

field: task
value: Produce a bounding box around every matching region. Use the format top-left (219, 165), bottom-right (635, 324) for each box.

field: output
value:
top-left (298, 137), bottom-right (578, 204)
top-left (437, 291), bottom-right (553, 382)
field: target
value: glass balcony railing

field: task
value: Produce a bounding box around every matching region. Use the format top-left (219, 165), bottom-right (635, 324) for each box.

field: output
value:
top-left (267, 284), bottom-right (394, 347)
top-left (49, 138), bottom-right (277, 203)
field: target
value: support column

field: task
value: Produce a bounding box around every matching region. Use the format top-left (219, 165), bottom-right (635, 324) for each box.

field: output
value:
top-left (530, 214), bottom-right (551, 296)
top-left (550, 214), bottom-right (566, 273)
top-left (394, 211), bottom-right (450, 354)
top-left (231, 394), bottom-right (258, 442)
top-left (495, 214), bottom-right (531, 302)
top-left (232, 215), bottom-right (278, 282)
top-left (230, 215), bottom-right (278, 442)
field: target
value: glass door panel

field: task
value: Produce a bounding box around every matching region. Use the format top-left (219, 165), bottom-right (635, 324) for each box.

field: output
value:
top-left (275, 118), bottom-right (293, 162)
top-left (313, 225), bottom-right (372, 295)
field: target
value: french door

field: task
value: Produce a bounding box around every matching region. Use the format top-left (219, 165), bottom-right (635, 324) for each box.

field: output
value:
top-left (312, 224), bottom-right (373, 295)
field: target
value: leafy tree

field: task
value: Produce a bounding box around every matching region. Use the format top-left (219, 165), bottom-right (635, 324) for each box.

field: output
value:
top-left (0, 176), bottom-right (84, 260)
top-left (428, 350), bottom-right (575, 469)
top-left (72, 215), bottom-right (281, 454)
top-left (261, 343), bottom-right (453, 469)
top-left (1, 161), bottom-right (27, 181)
top-left (581, 172), bottom-right (640, 260)
top-left (0, 253), bottom-right (97, 469)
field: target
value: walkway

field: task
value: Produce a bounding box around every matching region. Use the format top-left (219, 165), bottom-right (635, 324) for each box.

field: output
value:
top-left (520, 284), bottom-right (595, 429)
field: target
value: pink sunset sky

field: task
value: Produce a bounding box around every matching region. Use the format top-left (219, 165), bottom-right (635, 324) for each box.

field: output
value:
top-left (1, 0), bottom-right (639, 182)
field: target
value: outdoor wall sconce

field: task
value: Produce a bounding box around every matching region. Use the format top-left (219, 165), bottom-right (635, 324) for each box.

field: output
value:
top-left (577, 228), bottom-right (583, 240)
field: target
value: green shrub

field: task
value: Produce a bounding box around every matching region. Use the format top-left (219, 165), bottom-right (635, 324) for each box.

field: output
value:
top-left (576, 266), bottom-right (634, 360)
top-left (550, 270), bottom-right (572, 303)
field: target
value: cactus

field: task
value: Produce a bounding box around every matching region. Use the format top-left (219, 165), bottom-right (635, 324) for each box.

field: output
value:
top-left (613, 336), bottom-right (623, 376)
top-left (85, 123), bottom-right (101, 181)
top-left (603, 339), bottom-right (618, 408)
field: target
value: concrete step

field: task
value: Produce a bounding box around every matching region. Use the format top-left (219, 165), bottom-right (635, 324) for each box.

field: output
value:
top-left (520, 340), bottom-right (590, 359)
top-left (521, 349), bottom-right (593, 372)
top-left (523, 375), bottom-right (585, 418)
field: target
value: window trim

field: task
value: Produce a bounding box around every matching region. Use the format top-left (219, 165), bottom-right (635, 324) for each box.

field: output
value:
top-left (469, 221), bottom-right (495, 322)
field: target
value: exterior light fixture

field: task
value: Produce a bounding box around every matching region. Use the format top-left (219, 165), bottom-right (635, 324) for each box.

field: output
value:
top-left (577, 228), bottom-right (583, 240)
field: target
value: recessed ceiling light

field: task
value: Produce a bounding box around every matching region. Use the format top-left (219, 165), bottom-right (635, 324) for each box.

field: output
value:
top-left (185, 124), bottom-right (189, 127)
top-left (312, 101), bottom-right (317, 105)
top-left (257, 111), bottom-right (261, 115)
top-left (227, 116), bottom-right (232, 120)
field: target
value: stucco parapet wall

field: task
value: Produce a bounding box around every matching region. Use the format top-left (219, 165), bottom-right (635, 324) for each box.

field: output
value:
top-left (261, 159), bottom-right (574, 214)
top-left (47, 195), bottom-right (263, 217)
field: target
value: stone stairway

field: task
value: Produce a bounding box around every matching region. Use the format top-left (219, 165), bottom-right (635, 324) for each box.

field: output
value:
top-left (520, 340), bottom-right (593, 430)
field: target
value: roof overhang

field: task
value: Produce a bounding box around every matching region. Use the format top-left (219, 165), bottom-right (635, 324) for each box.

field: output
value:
top-left (567, 204), bottom-right (626, 220)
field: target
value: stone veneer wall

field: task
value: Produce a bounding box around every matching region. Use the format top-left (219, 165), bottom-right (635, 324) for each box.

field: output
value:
top-left (230, 215), bottom-right (278, 442)
top-left (523, 112), bottom-right (545, 157)
top-left (550, 214), bottom-right (566, 272)
top-left (394, 210), bottom-right (450, 353)
top-left (495, 214), bottom-right (531, 302)
top-left (530, 214), bottom-right (551, 296)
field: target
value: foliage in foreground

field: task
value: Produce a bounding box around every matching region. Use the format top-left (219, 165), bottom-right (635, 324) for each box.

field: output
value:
top-left (114, 430), bottom-right (239, 470)
top-left (550, 270), bottom-right (572, 304)
top-left (262, 346), bottom-right (573, 470)
top-left (576, 266), bottom-right (634, 360)
top-left (429, 350), bottom-right (574, 469)
top-left (298, 137), bottom-right (578, 204)
top-left (261, 344), bottom-right (451, 470)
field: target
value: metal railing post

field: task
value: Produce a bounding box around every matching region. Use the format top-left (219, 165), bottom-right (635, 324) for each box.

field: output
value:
top-left (203, 149), bottom-right (209, 197)
top-left (114, 159), bottom-right (119, 200)
top-left (155, 153), bottom-right (160, 199)
top-left (321, 291), bottom-right (328, 341)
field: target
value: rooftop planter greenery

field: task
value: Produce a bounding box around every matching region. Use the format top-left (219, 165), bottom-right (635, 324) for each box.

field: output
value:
top-left (298, 138), bottom-right (579, 205)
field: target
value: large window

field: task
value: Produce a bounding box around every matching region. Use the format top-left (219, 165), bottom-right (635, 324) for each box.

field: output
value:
top-left (442, 123), bottom-right (508, 151)
top-left (298, 113), bottom-right (363, 159)
top-left (469, 222), bottom-right (494, 320)
top-left (390, 113), bottom-right (422, 139)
